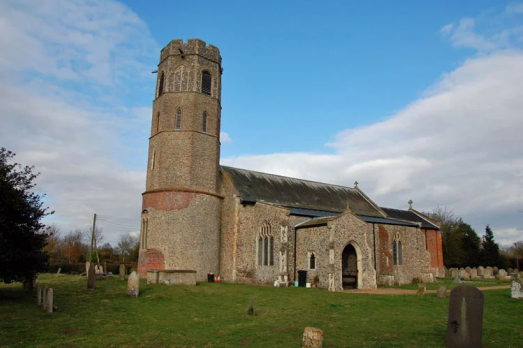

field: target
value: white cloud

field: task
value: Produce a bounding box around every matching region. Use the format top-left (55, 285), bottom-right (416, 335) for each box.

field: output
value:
top-left (223, 51), bottom-right (523, 243)
top-left (221, 131), bottom-right (233, 143)
top-left (0, 0), bottom-right (156, 245)
top-left (441, 18), bottom-right (498, 51)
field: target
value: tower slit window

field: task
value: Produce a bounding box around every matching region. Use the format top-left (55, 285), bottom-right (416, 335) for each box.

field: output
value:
top-left (175, 108), bottom-right (182, 130)
top-left (156, 112), bottom-right (160, 133)
top-left (309, 253), bottom-right (316, 270)
top-left (202, 71), bottom-right (212, 95)
top-left (202, 111), bottom-right (208, 133)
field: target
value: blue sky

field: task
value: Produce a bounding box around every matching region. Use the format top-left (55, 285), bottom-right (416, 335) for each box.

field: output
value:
top-left (1, 0), bottom-right (522, 246)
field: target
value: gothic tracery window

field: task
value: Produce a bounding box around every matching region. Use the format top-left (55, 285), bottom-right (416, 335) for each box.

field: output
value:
top-left (393, 232), bottom-right (403, 266)
top-left (257, 222), bottom-right (274, 266)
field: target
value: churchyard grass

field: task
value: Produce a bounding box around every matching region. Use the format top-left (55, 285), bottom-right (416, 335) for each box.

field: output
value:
top-left (391, 277), bottom-right (508, 290)
top-left (0, 274), bottom-right (521, 347)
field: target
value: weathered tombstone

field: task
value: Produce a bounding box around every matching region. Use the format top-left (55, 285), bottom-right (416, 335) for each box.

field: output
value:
top-left (493, 267), bottom-right (499, 275)
top-left (451, 269), bottom-right (457, 278)
top-left (85, 261), bottom-right (90, 274)
top-left (246, 296), bottom-right (257, 316)
top-left (303, 327), bottom-right (323, 348)
top-left (470, 269), bottom-right (478, 279)
top-left (511, 279), bottom-right (523, 299)
top-left (477, 266), bottom-right (485, 276)
top-left (514, 268), bottom-right (519, 273)
top-left (437, 286), bottom-right (447, 298)
top-left (497, 269), bottom-right (507, 279)
top-left (508, 268), bottom-right (514, 273)
top-left (47, 288), bottom-right (53, 313)
top-left (127, 271), bottom-right (139, 297)
top-left (446, 285), bottom-right (484, 348)
top-left (453, 274), bottom-right (462, 283)
top-left (42, 287), bottom-right (49, 310)
top-left (462, 272), bottom-right (470, 280)
top-left (417, 285), bottom-right (426, 296)
top-left (87, 263), bottom-right (96, 289)
top-left (119, 264), bottom-right (126, 281)
top-left (36, 284), bottom-right (43, 305)
top-left (465, 267), bottom-right (472, 275)
top-left (56, 268), bottom-right (61, 275)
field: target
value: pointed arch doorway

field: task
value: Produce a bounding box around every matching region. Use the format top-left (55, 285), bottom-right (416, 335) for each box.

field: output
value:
top-left (342, 244), bottom-right (359, 289)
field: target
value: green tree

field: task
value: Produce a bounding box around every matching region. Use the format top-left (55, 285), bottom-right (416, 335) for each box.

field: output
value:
top-left (458, 221), bottom-right (481, 267)
top-left (479, 225), bottom-right (501, 267)
top-left (0, 148), bottom-right (53, 289)
top-left (426, 207), bottom-right (462, 267)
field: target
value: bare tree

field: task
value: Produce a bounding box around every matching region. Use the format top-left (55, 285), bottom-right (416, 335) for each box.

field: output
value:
top-left (42, 224), bottom-right (61, 259)
top-left (511, 241), bottom-right (523, 269)
top-left (61, 229), bottom-right (85, 264)
top-left (116, 232), bottom-right (139, 263)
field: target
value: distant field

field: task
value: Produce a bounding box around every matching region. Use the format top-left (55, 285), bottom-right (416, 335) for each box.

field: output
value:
top-left (0, 274), bottom-right (521, 347)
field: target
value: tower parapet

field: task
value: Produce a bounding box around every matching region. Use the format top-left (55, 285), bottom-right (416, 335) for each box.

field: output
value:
top-left (160, 39), bottom-right (221, 65)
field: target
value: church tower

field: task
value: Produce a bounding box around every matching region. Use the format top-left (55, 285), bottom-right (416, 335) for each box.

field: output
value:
top-left (138, 39), bottom-right (223, 280)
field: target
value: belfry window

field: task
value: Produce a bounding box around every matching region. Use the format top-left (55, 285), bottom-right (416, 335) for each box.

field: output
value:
top-left (309, 253), bottom-right (316, 270)
top-left (175, 108), bottom-right (182, 130)
top-left (202, 71), bottom-right (212, 95)
top-left (257, 222), bottom-right (274, 266)
top-left (393, 232), bottom-right (403, 266)
top-left (158, 72), bottom-right (165, 97)
top-left (202, 111), bottom-right (207, 133)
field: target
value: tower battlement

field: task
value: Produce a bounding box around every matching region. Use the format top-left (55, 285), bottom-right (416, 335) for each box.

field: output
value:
top-left (160, 39), bottom-right (221, 65)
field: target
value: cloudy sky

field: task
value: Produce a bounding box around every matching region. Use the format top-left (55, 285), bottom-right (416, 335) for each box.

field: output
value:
top-left (1, 0), bottom-right (522, 246)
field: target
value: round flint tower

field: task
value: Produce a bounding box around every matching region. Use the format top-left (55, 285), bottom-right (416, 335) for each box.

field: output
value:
top-left (138, 39), bottom-right (223, 280)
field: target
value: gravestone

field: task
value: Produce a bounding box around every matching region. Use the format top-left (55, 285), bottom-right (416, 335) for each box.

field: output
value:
top-left (453, 274), bottom-right (462, 284)
top-left (303, 327), bottom-right (323, 348)
top-left (451, 269), bottom-right (457, 278)
top-left (470, 269), bottom-right (478, 279)
top-left (119, 264), bottom-right (126, 281)
top-left (465, 267), bottom-right (471, 275)
top-left (493, 267), bottom-right (499, 275)
top-left (477, 266), bottom-right (485, 276)
top-left (56, 268), bottom-right (61, 275)
top-left (417, 285), bottom-right (426, 296)
top-left (511, 279), bottom-right (523, 299)
top-left (437, 286), bottom-right (447, 298)
top-left (87, 263), bottom-right (96, 289)
top-left (42, 287), bottom-right (49, 310)
top-left (47, 288), bottom-right (53, 313)
top-left (446, 285), bottom-right (484, 348)
top-left (508, 268), bottom-right (514, 273)
top-left (462, 272), bottom-right (470, 280)
top-left (497, 269), bottom-right (507, 279)
top-left (37, 284), bottom-right (43, 305)
top-left (127, 271), bottom-right (139, 297)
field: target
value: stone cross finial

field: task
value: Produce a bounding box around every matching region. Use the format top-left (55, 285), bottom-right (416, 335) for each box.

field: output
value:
top-left (354, 181), bottom-right (359, 188)
top-left (408, 200), bottom-right (413, 209)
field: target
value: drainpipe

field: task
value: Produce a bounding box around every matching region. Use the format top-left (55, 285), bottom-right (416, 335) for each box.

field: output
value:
top-left (373, 223), bottom-right (377, 271)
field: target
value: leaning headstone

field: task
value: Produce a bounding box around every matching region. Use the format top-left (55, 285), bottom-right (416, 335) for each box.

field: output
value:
top-left (56, 268), bottom-right (61, 275)
top-left (36, 284), bottom-right (43, 306)
top-left (511, 279), bottom-right (523, 299)
top-left (453, 274), bottom-right (462, 283)
top-left (477, 266), bottom-right (485, 276)
top-left (47, 288), bottom-right (53, 313)
top-left (87, 263), bottom-right (96, 289)
top-left (127, 271), bottom-right (139, 297)
top-left (437, 286), bottom-right (447, 298)
top-left (446, 285), bottom-right (484, 348)
top-left (303, 327), bottom-right (323, 348)
top-left (119, 264), bottom-right (126, 281)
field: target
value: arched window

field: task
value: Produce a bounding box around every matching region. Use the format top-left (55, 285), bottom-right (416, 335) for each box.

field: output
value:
top-left (393, 232), bottom-right (403, 266)
top-left (309, 253), bottom-right (316, 270)
top-left (202, 111), bottom-right (208, 133)
top-left (257, 222), bottom-right (274, 266)
top-left (175, 108), bottom-right (182, 130)
top-left (201, 71), bottom-right (212, 95)
top-left (158, 72), bottom-right (165, 97)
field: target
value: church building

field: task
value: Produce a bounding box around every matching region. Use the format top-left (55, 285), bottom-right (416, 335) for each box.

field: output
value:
top-left (137, 39), bottom-right (444, 291)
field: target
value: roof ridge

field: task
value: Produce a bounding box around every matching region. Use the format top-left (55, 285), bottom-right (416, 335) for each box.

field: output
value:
top-left (220, 165), bottom-right (358, 191)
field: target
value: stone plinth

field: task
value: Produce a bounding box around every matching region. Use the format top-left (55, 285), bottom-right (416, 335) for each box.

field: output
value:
top-left (511, 280), bottom-right (523, 299)
top-left (303, 327), bottom-right (323, 348)
top-left (147, 270), bottom-right (197, 286)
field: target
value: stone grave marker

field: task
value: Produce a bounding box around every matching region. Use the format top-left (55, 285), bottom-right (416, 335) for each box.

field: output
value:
top-left (446, 285), bottom-right (484, 348)
top-left (42, 286), bottom-right (48, 310)
top-left (493, 267), bottom-right (499, 275)
top-left (465, 267), bottom-right (471, 275)
top-left (497, 269), bottom-right (507, 279)
top-left (303, 327), bottom-right (323, 348)
top-left (87, 263), bottom-right (95, 289)
top-left (47, 288), bottom-right (53, 313)
top-left (437, 286), bottom-right (447, 298)
top-left (37, 284), bottom-right (43, 305)
top-left (119, 264), bottom-right (126, 280)
top-left (127, 271), bottom-right (139, 297)
top-left (470, 269), bottom-right (478, 279)
top-left (451, 269), bottom-right (457, 278)
top-left (511, 279), bottom-right (523, 299)
top-left (56, 268), bottom-right (61, 275)
top-left (417, 285), bottom-right (426, 296)
top-left (477, 266), bottom-right (485, 276)
top-left (508, 268), bottom-right (514, 273)
top-left (453, 274), bottom-right (462, 284)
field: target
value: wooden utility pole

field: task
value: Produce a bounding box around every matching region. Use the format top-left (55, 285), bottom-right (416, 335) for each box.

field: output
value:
top-left (89, 213), bottom-right (96, 263)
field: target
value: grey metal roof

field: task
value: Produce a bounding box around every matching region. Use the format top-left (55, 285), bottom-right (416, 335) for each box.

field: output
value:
top-left (289, 207), bottom-right (340, 217)
top-left (358, 215), bottom-right (420, 227)
top-left (380, 208), bottom-right (439, 230)
top-left (221, 166), bottom-right (383, 217)
top-left (295, 216), bottom-right (332, 228)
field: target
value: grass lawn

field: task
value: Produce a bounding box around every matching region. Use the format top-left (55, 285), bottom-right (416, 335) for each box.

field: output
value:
top-left (0, 274), bottom-right (521, 347)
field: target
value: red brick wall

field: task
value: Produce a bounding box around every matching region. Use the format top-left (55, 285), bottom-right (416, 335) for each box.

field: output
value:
top-left (143, 191), bottom-right (196, 211)
top-left (138, 248), bottom-right (165, 276)
top-left (378, 225), bottom-right (393, 273)
top-left (422, 229), bottom-right (444, 268)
